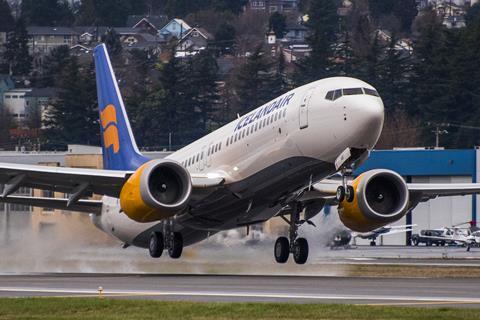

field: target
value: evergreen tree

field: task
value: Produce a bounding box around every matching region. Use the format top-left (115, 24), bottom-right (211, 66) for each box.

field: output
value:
top-left (40, 45), bottom-right (71, 87)
top-left (214, 23), bottom-right (236, 55)
top-left (211, 0), bottom-right (248, 15)
top-left (235, 46), bottom-right (274, 114)
top-left (269, 52), bottom-right (291, 97)
top-left (296, 0), bottom-right (340, 84)
top-left (3, 18), bottom-right (32, 76)
top-left (189, 50), bottom-right (220, 133)
top-left (269, 12), bottom-right (287, 38)
top-left (21, 0), bottom-right (74, 26)
top-left (44, 58), bottom-right (98, 148)
top-left (466, 3), bottom-right (480, 28)
top-left (76, 0), bottom-right (147, 27)
top-left (102, 28), bottom-right (122, 57)
top-left (0, 0), bottom-right (14, 32)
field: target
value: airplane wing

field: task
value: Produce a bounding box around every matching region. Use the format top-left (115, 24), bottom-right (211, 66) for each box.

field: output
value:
top-left (0, 162), bottom-right (224, 212)
top-left (408, 183), bottom-right (480, 202)
top-left (312, 180), bottom-right (480, 202)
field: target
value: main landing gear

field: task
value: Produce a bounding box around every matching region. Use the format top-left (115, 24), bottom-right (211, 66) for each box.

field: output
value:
top-left (148, 220), bottom-right (183, 259)
top-left (274, 202), bottom-right (309, 265)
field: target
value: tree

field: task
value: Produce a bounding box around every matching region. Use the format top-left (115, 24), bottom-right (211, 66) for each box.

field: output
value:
top-left (211, 0), bottom-right (248, 15)
top-left (0, 106), bottom-right (14, 149)
top-left (466, 3), bottom-right (480, 28)
top-left (21, 0), bottom-right (74, 26)
top-left (295, 0), bottom-right (340, 84)
top-left (269, 52), bottom-right (291, 97)
top-left (44, 58), bottom-right (98, 148)
top-left (0, 0), bottom-right (14, 32)
top-left (234, 46), bottom-right (274, 114)
top-left (269, 12), bottom-right (287, 38)
top-left (101, 28), bottom-right (122, 57)
top-left (214, 22), bottom-right (236, 55)
top-left (189, 50), bottom-right (220, 133)
top-left (3, 18), bottom-right (32, 76)
top-left (40, 45), bottom-right (71, 87)
top-left (76, 0), bottom-right (147, 26)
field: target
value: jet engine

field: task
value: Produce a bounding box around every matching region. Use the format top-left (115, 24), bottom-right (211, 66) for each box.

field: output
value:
top-left (119, 159), bottom-right (192, 222)
top-left (338, 169), bottom-right (409, 232)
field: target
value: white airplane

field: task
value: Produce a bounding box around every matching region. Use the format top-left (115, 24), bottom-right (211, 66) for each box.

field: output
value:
top-left (354, 224), bottom-right (416, 246)
top-left (2, 44), bottom-right (480, 264)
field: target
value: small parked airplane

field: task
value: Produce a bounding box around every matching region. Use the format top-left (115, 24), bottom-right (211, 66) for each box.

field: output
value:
top-left (2, 44), bottom-right (480, 264)
top-left (328, 224), bottom-right (415, 248)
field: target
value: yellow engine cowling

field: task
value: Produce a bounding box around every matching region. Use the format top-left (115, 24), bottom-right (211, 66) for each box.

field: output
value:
top-left (119, 159), bottom-right (192, 223)
top-left (338, 169), bottom-right (409, 232)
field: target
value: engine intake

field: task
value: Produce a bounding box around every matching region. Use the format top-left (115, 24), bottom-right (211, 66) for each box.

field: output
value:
top-left (119, 159), bottom-right (192, 222)
top-left (339, 169), bottom-right (409, 232)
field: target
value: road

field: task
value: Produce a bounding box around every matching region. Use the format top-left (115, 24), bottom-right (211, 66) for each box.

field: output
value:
top-left (0, 274), bottom-right (479, 307)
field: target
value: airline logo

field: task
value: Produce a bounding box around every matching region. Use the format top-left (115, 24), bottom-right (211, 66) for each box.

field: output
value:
top-left (100, 104), bottom-right (120, 154)
top-left (234, 93), bottom-right (295, 132)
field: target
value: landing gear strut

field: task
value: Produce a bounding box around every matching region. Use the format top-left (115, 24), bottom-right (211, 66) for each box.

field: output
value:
top-left (148, 220), bottom-right (184, 259)
top-left (336, 167), bottom-right (354, 203)
top-left (274, 202), bottom-right (309, 265)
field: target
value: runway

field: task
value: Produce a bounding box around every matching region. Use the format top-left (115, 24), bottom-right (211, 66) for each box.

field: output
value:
top-left (0, 274), bottom-right (480, 306)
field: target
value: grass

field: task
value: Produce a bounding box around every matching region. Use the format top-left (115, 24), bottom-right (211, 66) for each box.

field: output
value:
top-left (345, 264), bottom-right (480, 278)
top-left (0, 298), bottom-right (478, 320)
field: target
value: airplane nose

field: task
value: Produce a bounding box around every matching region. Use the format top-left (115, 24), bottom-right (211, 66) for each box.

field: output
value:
top-left (348, 97), bottom-right (384, 149)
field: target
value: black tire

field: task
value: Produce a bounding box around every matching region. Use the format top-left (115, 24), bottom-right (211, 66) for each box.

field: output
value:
top-left (370, 241), bottom-right (376, 246)
top-left (412, 237), bottom-right (419, 246)
top-left (336, 186), bottom-right (345, 202)
top-left (441, 241), bottom-right (446, 247)
top-left (274, 237), bottom-right (290, 263)
top-left (168, 232), bottom-right (183, 259)
top-left (426, 241), bottom-right (431, 246)
top-left (346, 186), bottom-right (355, 202)
top-left (293, 238), bottom-right (309, 265)
top-left (149, 232), bottom-right (164, 258)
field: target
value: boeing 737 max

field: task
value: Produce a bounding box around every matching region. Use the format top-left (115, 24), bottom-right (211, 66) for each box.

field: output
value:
top-left (1, 44), bottom-right (480, 264)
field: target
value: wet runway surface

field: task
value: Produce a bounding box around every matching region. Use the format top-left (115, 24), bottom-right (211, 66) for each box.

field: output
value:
top-left (0, 273), bottom-right (479, 307)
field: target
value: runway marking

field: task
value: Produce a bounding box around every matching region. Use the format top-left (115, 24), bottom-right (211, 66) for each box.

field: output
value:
top-left (1, 287), bottom-right (480, 304)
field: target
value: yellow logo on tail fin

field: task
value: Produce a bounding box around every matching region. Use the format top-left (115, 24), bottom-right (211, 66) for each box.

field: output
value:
top-left (100, 104), bottom-right (120, 154)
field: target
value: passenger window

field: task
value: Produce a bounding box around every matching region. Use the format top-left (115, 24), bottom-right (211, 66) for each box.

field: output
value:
top-left (255, 123), bottom-right (258, 131)
top-left (242, 130), bottom-right (245, 138)
top-left (219, 142), bottom-right (222, 150)
top-left (274, 113), bottom-right (278, 121)
top-left (201, 152), bottom-right (204, 160)
top-left (343, 88), bottom-right (363, 95)
top-left (325, 91), bottom-right (334, 100)
top-left (196, 154), bottom-right (200, 162)
top-left (364, 88), bottom-right (380, 97)
top-left (283, 109), bottom-right (287, 117)
top-left (263, 119), bottom-right (266, 127)
top-left (333, 89), bottom-right (342, 100)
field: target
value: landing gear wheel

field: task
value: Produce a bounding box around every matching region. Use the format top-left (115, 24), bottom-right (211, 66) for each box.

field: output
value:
top-left (149, 232), bottom-right (164, 258)
top-left (346, 186), bottom-right (355, 202)
top-left (336, 186), bottom-right (345, 202)
top-left (274, 237), bottom-right (290, 263)
top-left (412, 238), bottom-right (419, 246)
top-left (293, 238), bottom-right (309, 265)
top-left (370, 241), bottom-right (376, 246)
top-left (168, 232), bottom-right (183, 259)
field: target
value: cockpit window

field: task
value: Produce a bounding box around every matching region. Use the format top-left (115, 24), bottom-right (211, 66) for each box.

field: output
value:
top-left (343, 88), bottom-right (363, 95)
top-left (333, 89), bottom-right (343, 100)
top-left (325, 91), bottom-right (334, 100)
top-left (364, 88), bottom-right (380, 97)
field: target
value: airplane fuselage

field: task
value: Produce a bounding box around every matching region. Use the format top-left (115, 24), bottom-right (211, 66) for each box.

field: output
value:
top-left (92, 77), bottom-right (385, 248)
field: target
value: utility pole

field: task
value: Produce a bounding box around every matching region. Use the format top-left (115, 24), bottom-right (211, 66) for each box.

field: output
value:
top-left (432, 125), bottom-right (448, 148)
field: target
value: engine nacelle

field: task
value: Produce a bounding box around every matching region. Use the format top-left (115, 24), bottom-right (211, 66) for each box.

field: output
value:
top-left (119, 159), bottom-right (192, 222)
top-left (338, 169), bottom-right (409, 232)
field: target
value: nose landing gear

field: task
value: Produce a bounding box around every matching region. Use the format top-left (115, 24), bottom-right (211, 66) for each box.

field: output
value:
top-left (336, 167), bottom-right (355, 203)
top-left (274, 202), bottom-right (310, 265)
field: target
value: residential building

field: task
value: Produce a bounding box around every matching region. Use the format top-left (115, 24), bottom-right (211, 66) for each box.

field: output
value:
top-left (175, 27), bottom-right (213, 57)
top-left (0, 75), bottom-right (14, 106)
top-left (246, 0), bottom-right (298, 12)
top-left (158, 19), bottom-right (191, 41)
top-left (126, 15), bottom-right (169, 35)
top-left (3, 88), bottom-right (31, 123)
top-left (24, 87), bottom-right (56, 129)
top-left (27, 27), bottom-right (79, 55)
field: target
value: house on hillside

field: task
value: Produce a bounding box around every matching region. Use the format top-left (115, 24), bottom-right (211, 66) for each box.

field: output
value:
top-left (245, 0), bottom-right (298, 12)
top-left (158, 19), bottom-right (191, 41)
top-left (27, 27), bottom-right (79, 55)
top-left (126, 15), bottom-right (168, 35)
top-left (175, 27), bottom-right (213, 57)
top-left (0, 74), bottom-right (14, 106)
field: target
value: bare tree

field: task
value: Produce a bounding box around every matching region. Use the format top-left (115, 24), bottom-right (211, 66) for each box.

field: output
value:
top-left (375, 108), bottom-right (423, 149)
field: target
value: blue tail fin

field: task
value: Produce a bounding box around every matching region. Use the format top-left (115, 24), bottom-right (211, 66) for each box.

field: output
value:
top-left (93, 44), bottom-right (149, 171)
